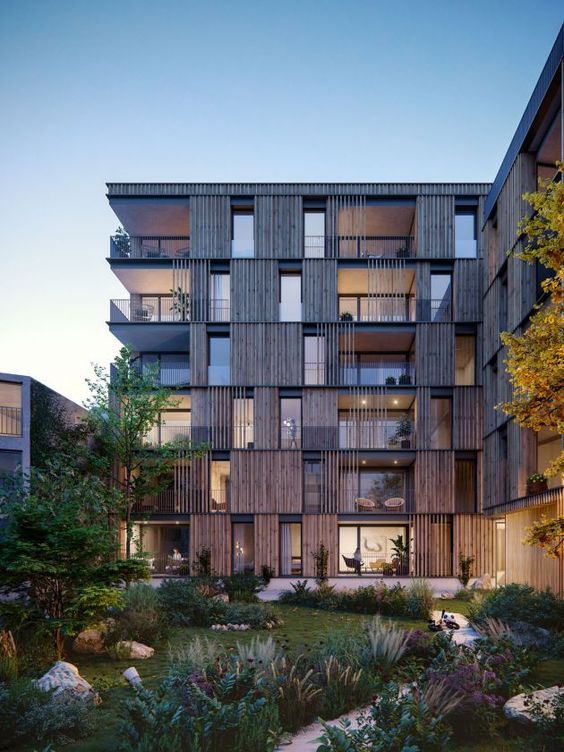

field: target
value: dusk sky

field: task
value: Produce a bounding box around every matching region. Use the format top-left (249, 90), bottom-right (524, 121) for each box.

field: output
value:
top-left (1, 0), bottom-right (562, 404)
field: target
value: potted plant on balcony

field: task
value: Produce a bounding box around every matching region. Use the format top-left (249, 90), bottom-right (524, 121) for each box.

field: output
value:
top-left (385, 376), bottom-right (397, 385)
top-left (395, 413), bottom-right (412, 449)
top-left (395, 245), bottom-right (409, 259)
top-left (398, 372), bottom-right (412, 385)
top-left (527, 473), bottom-right (548, 495)
top-left (340, 312), bottom-right (353, 321)
top-left (170, 287), bottom-right (191, 321)
top-left (389, 534), bottom-right (409, 575)
top-left (113, 226), bottom-right (131, 258)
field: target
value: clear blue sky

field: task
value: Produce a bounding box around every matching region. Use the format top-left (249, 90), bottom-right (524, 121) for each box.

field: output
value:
top-left (1, 0), bottom-right (562, 404)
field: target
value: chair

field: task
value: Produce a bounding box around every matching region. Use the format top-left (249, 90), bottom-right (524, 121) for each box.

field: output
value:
top-left (384, 497), bottom-right (405, 510)
top-left (354, 497), bottom-right (376, 511)
top-left (342, 555), bottom-right (363, 575)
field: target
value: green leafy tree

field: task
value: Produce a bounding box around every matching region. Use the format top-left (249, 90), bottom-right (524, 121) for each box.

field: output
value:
top-left (85, 345), bottom-right (209, 558)
top-left (29, 381), bottom-right (88, 468)
top-left (0, 462), bottom-right (147, 658)
top-left (499, 164), bottom-right (564, 479)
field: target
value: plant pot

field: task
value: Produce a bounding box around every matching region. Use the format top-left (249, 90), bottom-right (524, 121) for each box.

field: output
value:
top-left (527, 480), bottom-right (548, 495)
top-left (398, 375), bottom-right (412, 385)
top-left (400, 439), bottom-right (411, 449)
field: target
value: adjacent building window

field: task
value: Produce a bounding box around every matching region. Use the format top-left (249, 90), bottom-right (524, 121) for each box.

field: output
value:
top-left (429, 397), bottom-right (452, 449)
top-left (304, 335), bottom-right (325, 385)
top-left (430, 273), bottom-right (452, 321)
top-left (208, 335), bottom-right (230, 385)
top-left (211, 459), bottom-right (230, 512)
top-left (280, 273), bottom-right (302, 321)
top-left (232, 208), bottom-right (254, 258)
top-left (455, 458), bottom-right (477, 512)
top-left (304, 211), bottom-right (325, 257)
top-left (455, 208), bottom-right (477, 258)
top-left (339, 524), bottom-right (408, 574)
top-left (233, 397), bottom-right (254, 449)
top-left (304, 460), bottom-right (322, 512)
top-left (280, 522), bottom-right (302, 575)
top-left (210, 272), bottom-right (230, 322)
top-left (233, 522), bottom-right (254, 573)
top-left (455, 335), bottom-right (476, 385)
top-left (280, 398), bottom-right (302, 449)
top-left (0, 450), bottom-right (23, 487)
top-left (0, 380), bottom-right (22, 436)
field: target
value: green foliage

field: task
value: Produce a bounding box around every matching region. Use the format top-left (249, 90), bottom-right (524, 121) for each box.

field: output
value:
top-left (223, 602), bottom-right (280, 629)
top-left (468, 583), bottom-right (564, 629)
top-left (107, 583), bottom-right (169, 648)
top-left (29, 380), bottom-right (88, 468)
top-left (312, 542), bottom-right (329, 585)
top-left (261, 564), bottom-right (275, 586)
top-left (193, 546), bottom-right (212, 576)
top-left (0, 461), bottom-right (145, 658)
top-left (457, 552), bottom-right (475, 587)
top-left (519, 690), bottom-right (564, 752)
top-left (221, 571), bottom-right (263, 601)
top-left (0, 679), bottom-right (96, 750)
top-left (158, 579), bottom-right (226, 627)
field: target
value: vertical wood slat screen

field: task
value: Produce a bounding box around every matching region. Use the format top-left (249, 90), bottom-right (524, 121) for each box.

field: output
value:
top-left (254, 515), bottom-right (280, 574)
top-left (190, 196), bottom-right (231, 258)
top-left (409, 514), bottom-right (453, 576)
top-left (255, 195), bottom-right (302, 258)
top-left (342, 385), bottom-right (388, 450)
top-left (320, 451), bottom-right (340, 513)
top-left (231, 260), bottom-right (278, 321)
top-left (231, 324), bottom-right (302, 385)
top-left (416, 195), bottom-right (455, 258)
top-left (230, 451), bottom-right (302, 513)
top-left (454, 387), bottom-right (483, 449)
top-left (303, 259), bottom-right (338, 321)
top-left (254, 387), bottom-right (279, 448)
top-left (414, 451), bottom-right (455, 513)
top-left (339, 449), bottom-right (359, 513)
top-left (327, 195), bottom-right (366, 257)
top-left (302, 389), bottom-right (338, 449)
top-left (366, 257), bottom-right (407, 315)
top-left (190, 324), bottom-right (208, 385)
top-left (302, 515), bottom-right (338, 576)
top-left (415, 324), bottom-right (455, 385)
top-left (453, 260), bottom-right (482, 322)
top-left (190, 514), bottom-right (231, 573)
top-left (453, 514), bottom-right (495, 578)
top-left (186, 451), bottom-right (210, 513)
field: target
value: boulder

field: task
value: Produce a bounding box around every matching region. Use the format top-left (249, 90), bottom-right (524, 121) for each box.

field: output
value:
top-left (115, 641), bottom-right (155, 659)
top-left (73, 628), bottom-right (105, 655)
top-left (504, 685), bottom-right (564, 724)
top-left (35, 661), bottom-right (100, 704)
top-left (212, 593), bottom-right (230, 604)
top-left (508, 621), bottom-right (551, 650)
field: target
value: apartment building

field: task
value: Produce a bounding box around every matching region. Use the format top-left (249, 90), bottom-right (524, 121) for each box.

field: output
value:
top-left (482, 26), bottom-right (564, 593)
top-left (107, 183), bottom-right (491, 578)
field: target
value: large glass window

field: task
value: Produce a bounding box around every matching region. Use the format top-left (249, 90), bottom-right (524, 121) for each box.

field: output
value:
top-left (430, 397), bottom-right (451, 449)
top-left (280, 522), bottom-right (302, 575)
top-left (280, 274), bottom-right (302, 321)
top-left (304, 211), bottom-right (325, 257)
top-left (537, 428), bottom-right (563, 489)
top-left (211, 460), bottom-right (230, 512)
top-left (280, 398), bottom-right (301, 449)
top-left (0, 381), bottom-right (22, 436)
top-left (455, 335), bottom-right (476, 385)
top-left (304, 335), bottom-right (325, 385)
top-left (455, 208), bottom-right (477, 258)
top-left (359, 470), bottom-right (405, 510)
top-left (455, 458), bottom-right (477, 512)
top-left (232, 209), bottom-right (254, 258)
top-left (233, 522), bottom-right (254, 573)
top-left (339, 524), bottom-right (408, 574)
top-left (210, 273), bottom-right (231, 322)
top-left (133, 523), bottom-right (190, 575)
top-left (146, 396), bottom-right (191, 446)
top-left (233, 398), bottom-right (254, 449)
top-left (208, 336), bottom-right (230, 385)
top-left (304, 460), bottom-right (322, 512)
top-left (430, 274), bottom-right (452, 321)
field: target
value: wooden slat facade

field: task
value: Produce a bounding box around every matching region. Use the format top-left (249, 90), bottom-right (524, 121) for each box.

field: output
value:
top-left (254, 514), bottom-right (280, 574)
top-left (190, 514), bottom-right (231, 574)
top-left (415, 324), bottom-right (455, 385)
top-left (416, 195), bottom-right (455, 258)
top-left (230, 451), bottom-right (303, 513)
top-left (302, 515), bottom-right (339, 577)
top-left (413, 451), bottom-right (455, 513)
top-left (255, 195), bottom-right (302, 258)
top-left (231, 323), bottom-right (302, 385)
top-left (453, 514), bottom-right (495, 579)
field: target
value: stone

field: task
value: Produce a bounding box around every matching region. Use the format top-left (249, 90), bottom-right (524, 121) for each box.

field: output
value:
top-left (212, 593), bottom-right (229, 604)
top-left (504, 685), bottom-right (564, 724)
top-left (509, 621), bottom-right (551, 650)
top-left (35, 661), bottom-right (100, 704)
top-left (115, 641), bottom-right (155, 659)
top-left (73, 628), bottom-right (105, 655)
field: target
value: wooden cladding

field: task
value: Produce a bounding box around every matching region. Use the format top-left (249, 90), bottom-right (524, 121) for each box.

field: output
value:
top-left (231, 323), bottom-right (302, 385)
top-left (496, 153), bottom-right (536, 261)
top-left (416, 195), bottom-right (455, 258)
top-left (190, 514), bottom-right (231, 574)
top-left (454, 260), bottom-right (482, 322)
top-left (302, 514), bottom-right (339, 576)
top-left (303, 260), bottom-right (337, 321)
top-left (454, 388), bottom-right (482, 449)
top-left (409, 514), bottom-right (453, 576)
top-left (414, 450), bottom-right (455, 513)
top-left (303, 389), bottom-right (338, 449)
top-left (231, 260), bottom-right (278, 321)
top-left (230, 451), bottom-right (302, 513)
top-left (326, 195), bottom-right (366, 257)
top-left (190, 324), bottom-right (208, 385)
top-left (254, 514), bottom-right (280, 574)
top-left (254, 388), bottom-right (279, 449)
top-left (453, 514), bottom-right (495, 578)
top-left (190, 196), bottom-right (231, 258)
top-left (255, 195), bottom-right (302, 258)
top-left (415, 325), bottom-right (455, 385)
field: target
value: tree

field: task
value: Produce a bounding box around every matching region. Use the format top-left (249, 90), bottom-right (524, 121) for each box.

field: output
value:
top-left (85, 345), bottom-right (209, 558)
top-left (499, 164), bottom-right (564, 479)
top-left (0, 462), bottom-right (147, 658)
top-left (523, 515), bottom-right (564, 560)
top-left (29, 380), bottom-right (88, 468)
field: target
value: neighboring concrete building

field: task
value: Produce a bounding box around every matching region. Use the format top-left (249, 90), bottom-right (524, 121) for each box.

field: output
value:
top-left (482, 26), bottom-right (564, 593)
top-left (0, 373), bottom-right (87, 481)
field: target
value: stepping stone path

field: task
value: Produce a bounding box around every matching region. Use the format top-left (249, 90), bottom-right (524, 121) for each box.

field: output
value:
top-left (431, 611), bottom-right (480, 646)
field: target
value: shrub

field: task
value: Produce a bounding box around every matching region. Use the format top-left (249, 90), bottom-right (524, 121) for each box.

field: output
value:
top-left (458, 552), bottom-right (475, 587)
top-left (235, 636), bottom-right (280, 668)
top-left (312, 543), bottom-right (329, 585)
top-left (261, 565), bottom-right (275, 586)
top-left (318, 656), bottom-right (372, 720)
top-left (405, 579), bottom-right (434, 619)
top-left (454, 586), bottom-right (476, 602)
top-left (193, 546), bottom-right (212, 576)
top-left (404, 628), bottom-right (434, 659)
top-left (519, 691), bottom-right (564, 751)
top-left (158, 578), bottom-right (227, 627)
top-left (222, 602), bottom-right (280, 629)
top-left (221, 572), bottom-right (263, 602)
top-left (107, 583), bottom-right (169, 646)
top-left (468, 583), bottom-right (564, 629)
top-left (271, 657), bottom-right (322, 731)
top-left (363, 616), bottom-right (411, 672)
top-left (168, 636), bottom-right (223, 677)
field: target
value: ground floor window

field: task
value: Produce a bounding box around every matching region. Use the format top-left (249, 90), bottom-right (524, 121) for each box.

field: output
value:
top-left (133, 523), bottom-right (190, 575)
top-left (495, 519), bottom-right (506, 587)
top-left (339, 524), bottom-right (409, 575)
top-left (280, 522), bottom-right (302, 575)
top-left (233, 522), bottom-right (254, 573)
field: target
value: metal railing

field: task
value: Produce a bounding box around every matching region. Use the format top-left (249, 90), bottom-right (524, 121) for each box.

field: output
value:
top-left (340, 553), bottom-right (410, 575)
top-left (145, 423), bottom-right (192, 446)
top-left (304, 363), bottom-right (325, 385)
top-left (340, 361), bottom-right (415, 386)
top-left (133, 362), bottom-right (190, 387)
top-left (110, 235), bottom-right (190, 259)
top-left (336, 235), bottom-right (415, 259)
top-left (148, 552), bottom-right (191, 575)
top-left (304, 235), bottom-right (326, 257)
top-left (110, 297), bottom-right (190, 323)
top-left (232, 424), bottom-right (254, 449)
top-left (209, 299), bottom-right (230, 322)
top-left (133, 489), bottom-right (178, 514)
top-left (339, 296), bottom-right (416, 322)
top-left (339, 421), bottom-right (415, 449)
top-left (210, 487), bottom-right (230, 513)
top-left (0, 406), bottom-right (22, 436)
top-left (417, 298), bottom-right (452, 322)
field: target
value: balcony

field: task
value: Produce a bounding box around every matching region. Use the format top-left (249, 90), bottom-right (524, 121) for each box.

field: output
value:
top-left (0, 406), bottom-right (22, 436)
top-left (340, 361), bottom-right (415, 387)
top-left (339, 296), bottom-right (416, 323)
top-left (339, 420), bottom-right (415, 450)
top-left (145, 423), bottom-right (192, 447)
top-left (133, 488), bottom-right (180, 514)
top-left (417, 298), bottom-right (452, 322)
top-left (209, 298), bottom-right (230, 322)
top-left (211, 487), bottom-right (230, 513)
top-left (110, 296), bottom-right (189, 323)
top-left (110, 235), bottom-right (190, 259)
top-left (335, 235), bottom-right (415, 259)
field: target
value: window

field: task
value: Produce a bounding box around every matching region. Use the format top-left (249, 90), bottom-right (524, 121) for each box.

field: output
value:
top-left (233, 522), bottom-right (254, 573)
top-left (304, 335), bottom-right (325, 385)
top-left (338, 524), bottom-right (408, 574)
top-left (233, 397), bottom-right (254, 448)
top-left (430, 397), bottom-right (451, 449)
top-left (455, 459), bottom-right (477, 512)
top-left (304, 460), bottom-right (322, 512)
top-left (0, 450), bottom-right (23, 487)
top-left (499, 270), bottom-right (508, 331)
top-left (210, 273), bottom-right (230, 322)
top-left (280, 274), bottom-right (302, 321)
top-left (304, 211), bottom-right (325, 257)
top-left (232, 209), bottom-right (254, 258)
top-left (455, 335), bottom-right (476, 385)
top-left (211, 460), bottom-right (230, 512)
top-left (0, 381), bottom-right (22, 436)
top-left (145, 395), bottom-right (191, 446)
top-left (455, 208), bottom-right (477, 258)
top-left (430, 273), bottom-right (452, 321)
top-left (280, 398), bottom-right (301, 448)
top-left (359, 469), bottom-right (406, 510)
top-left (280, 522), bottom-right (302, 575)
top-left (133, 523), bottom-right (189, 575)
top-left (141, 354), bottom-right (190, 387)
top-left (208, 335), bottom-right (230, 385)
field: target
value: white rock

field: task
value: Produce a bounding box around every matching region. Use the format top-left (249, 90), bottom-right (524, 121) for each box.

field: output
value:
top-left (35, 661), bottom-right (100, 704)
top-left (73, 628), bottom-right (106, 655)
top-left (504, 685), bottom-right (564, 723)
top-left (115, 641), bottom-right (155, 659)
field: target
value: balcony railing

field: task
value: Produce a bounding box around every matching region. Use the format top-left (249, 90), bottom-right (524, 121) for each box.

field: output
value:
top-left (232, 424), bottom-right (255, 449)
top-left (336, 235), bottom-right (415, 259)
top-left (133, 362), bottom-right (190, 387)
top-left (133, 488), bottom-right (179, 514)
top-left (417, 298), bottom-right (452, 322)
top-left (0, 406), bottom-right (22, 436)
top-left (110, 235), bottom-right (190, 259)
top-left (148, 552), bottom-right (191, 576)
top-left (210, 487), bottom-right (229, 513)
top-left (339, 421), bottom-right (415, 449)
top-left (304, 363), bottom-right (326, 385)
top-left (145, 424), bottom-right (192, 447)
top-left (110, 297), bottom-right (189, 323)
top-left (339, 296), bottom-right (416, 322)
top-left (304, 235), bottom-right (326, 257)
top-left (209, 299), bottom-right (230, 322)
top-left (340, 362), bottom-right (415, 386)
